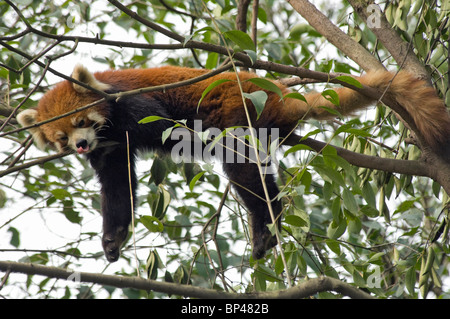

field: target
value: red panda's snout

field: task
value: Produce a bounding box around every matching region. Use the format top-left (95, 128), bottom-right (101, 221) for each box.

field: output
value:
top-left (57, 111), bottom-right (106, 154)
top-left (45, 117), bottom-right (101, 154)
top-left (66, 126), bottom-right (98, 154)
top-left (75, 138), bottom-right (91, 154)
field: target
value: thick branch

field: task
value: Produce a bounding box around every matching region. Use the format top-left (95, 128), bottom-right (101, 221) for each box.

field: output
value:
top-left (348, 1), bottom-right (430, 81)
top-left (0, 260), bottom-right (374, 299)
top-left (236, 0), bottom-right (252, 32)
top-left (107, 0), bottom-right (185, 43)
top-left (286, 0), bottom-right (384, 71)
top-left (258, 276), bottom-right (376, 299)
top-left (285, 135), bottom-right (428, 177)
top-left (285, 135), bottom-right (450, 196)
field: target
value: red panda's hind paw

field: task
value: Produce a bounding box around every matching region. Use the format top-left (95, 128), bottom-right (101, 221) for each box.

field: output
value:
top-left (102, 226), bottom-right (128, 263)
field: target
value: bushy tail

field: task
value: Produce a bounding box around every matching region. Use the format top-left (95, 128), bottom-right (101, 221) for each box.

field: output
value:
top-left (286, 70), bottom-right (450, 151)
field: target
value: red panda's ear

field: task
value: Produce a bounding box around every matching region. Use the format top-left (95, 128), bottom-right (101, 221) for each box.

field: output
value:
top-left (16, 109), bottom-right (52, 150)
top-left (71, 64), bottom-right (111, 93)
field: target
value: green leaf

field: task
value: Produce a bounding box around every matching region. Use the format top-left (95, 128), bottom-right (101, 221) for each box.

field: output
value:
top-left (15, 0), bottom-right (33, 5)
top-left (197, 129), bottom-right (210, 144)
top-left (224, 30), bottom-right (255, 51)
top-left (189, 171), bottom-right (205, 191)
top-left (161, 126), bottom-right (174, 144)
top-left (405, 266), bottom-right (416, 296)
top-left (198, 79), bottom-right (231, 108)
top-left (0, 188), bottom-right (7, 208)
top-left (283, 92), bottom-right (307, 103)
top-left (247, 78), bottom-right (283, 98)
top-left (243, 91), bottom-right (268, 119)
top-left (352, 268), bottom-right (366, 287)
top-left (284, 143), bottom-right (313, 157)
top-left (206, 128), bottom-right (229, 152)
top-left (266, 223), bottom-right (278, 236)
top-left (256, 264), bottom-right (283, 282)
top-left (289, 23), bottom-right (321, 39)
top-left (62, 205), bottom-right (82, 224)
top-left (360, 205), bottom-right (380, 218)
top-left (331, 197), bottom-right (342, 223)
top-left (284, 214), bottom-right (308, 227)
top-left (334, 75), bottom-right (363, 88)
top-left (174, 265), bottom-right (190, 285)
top-left (149, 157), bottom-right (167, 185)
top-left (334, 123), bottom-right (372, 137)
top-left (314, 164), bottom-right (346, 187)
top-left (368, 252), bottom-right (386, 263)
top-left (362, 183), bottom-right (377, 208)
top-left (275, 254), bottom-right (285, 275)
top-left (205, 52), bottom-right (219, 69)
top-left (146, 250), bottom-right (163, 280)
top-left (8, 227), bottom-right (20, 248)
top-left (141, 215), bottom-right (164, 233)
top-left (326, 239), bottom-right (341, 255)
top-left (148, 185), bottom-right (171, 220)
top-left (342, 188), bottom-right (358, 214)
top-left (264, 42), bottom-right (282, 60)
top-left (327, 219), bottom-right (347, 239)
top-left (318, 106), bottom-right (342, 117)
top-left (321, 89), bottom-right (340, 106)
top-left (51, 189), bottom-right (71, 200)
top-left (432, 181), bottom-right (441, 199)
top-left (138, 115), bottom-right (165, 124)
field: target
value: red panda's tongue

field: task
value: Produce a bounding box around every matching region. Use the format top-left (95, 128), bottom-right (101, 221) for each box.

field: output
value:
top-left (77, 145), bottom-right (89, 154)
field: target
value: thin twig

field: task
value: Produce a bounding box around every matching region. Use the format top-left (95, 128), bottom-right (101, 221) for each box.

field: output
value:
top-left (126, 131), bottom-right (140, 277)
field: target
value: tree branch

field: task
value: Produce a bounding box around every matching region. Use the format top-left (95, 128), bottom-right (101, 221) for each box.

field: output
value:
top-left (0, 260), bottom-right (375, 299)
top-left (107, 0), bottom-right (185, 43)
top-left (236, 0), bottom-right (252, 32)
top-left (0, 151), bottom-right (71, 178)
top-left (286, 0), bottom-right (384, 71)
top-left (347, 1), bottom-right (430, 81)
top-left (285, 135), bottom-right (428, 177)
top-left (285, 134), bottom-right (450, 196)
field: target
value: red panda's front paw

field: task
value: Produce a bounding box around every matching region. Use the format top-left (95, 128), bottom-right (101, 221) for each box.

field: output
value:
top-left (102, 226), bottom-right (128, 262)
top-left (251, 229), bottom-right (277, 260)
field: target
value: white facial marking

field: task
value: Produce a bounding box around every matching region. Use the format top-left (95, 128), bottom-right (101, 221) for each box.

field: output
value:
top-left (68, 127), bottom-right (98, 153)
top-left (87, 111), bottom-right (106, 125)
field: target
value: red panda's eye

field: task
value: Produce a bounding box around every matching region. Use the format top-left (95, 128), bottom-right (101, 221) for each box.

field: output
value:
top-left (60, 135), bottom-right (68, 142)
top-left (77, 120), bottom-right (86, 128)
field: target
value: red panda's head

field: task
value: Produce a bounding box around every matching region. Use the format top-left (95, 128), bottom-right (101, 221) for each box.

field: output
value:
top-left (17, 65), bottom-right (111, 154)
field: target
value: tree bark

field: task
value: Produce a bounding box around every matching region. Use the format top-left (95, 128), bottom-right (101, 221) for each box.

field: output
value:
top-left (286, 0), bottom-right (384, 71)
top-left (347, 0), bottom-right (431, 82)
top-left (0, 260), bottom-right (375, 299)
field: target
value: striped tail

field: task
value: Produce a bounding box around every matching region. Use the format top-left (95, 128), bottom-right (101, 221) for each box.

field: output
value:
top-left (286, 70), bottom-right (450, 152)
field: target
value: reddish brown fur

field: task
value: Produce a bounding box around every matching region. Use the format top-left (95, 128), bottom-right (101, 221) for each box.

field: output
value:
top-left (35, 81), bottom-right (107, 147)
top-left (29, 66), bottom-right (450, 153)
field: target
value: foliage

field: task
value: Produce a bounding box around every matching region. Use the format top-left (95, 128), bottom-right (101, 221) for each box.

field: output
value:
top-left (0, 0), bottom-right (449, 299)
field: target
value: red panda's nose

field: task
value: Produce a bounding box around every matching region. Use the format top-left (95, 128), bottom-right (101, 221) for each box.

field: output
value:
top-left (76, 139), bottom-right (90, 154)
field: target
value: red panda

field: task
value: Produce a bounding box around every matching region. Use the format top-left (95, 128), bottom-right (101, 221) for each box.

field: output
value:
top-left (17, 64), bottom-right (450, 262)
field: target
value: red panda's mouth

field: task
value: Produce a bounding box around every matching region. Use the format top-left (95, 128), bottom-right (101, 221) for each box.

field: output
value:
top-left (77, 145), bottom-right (90, 154)
top-left (75, 138), bottom-right (94, 154)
